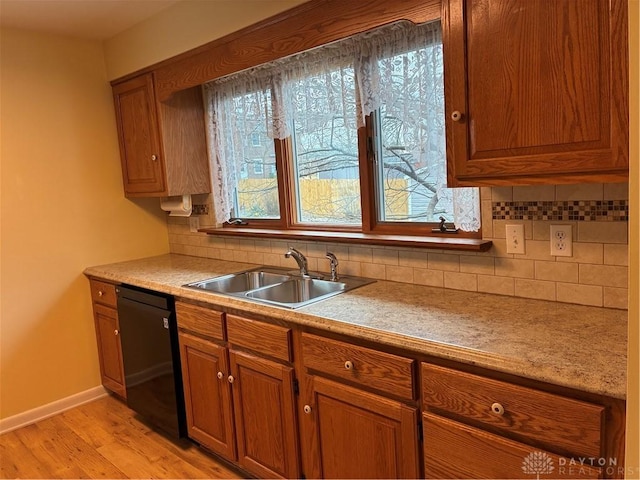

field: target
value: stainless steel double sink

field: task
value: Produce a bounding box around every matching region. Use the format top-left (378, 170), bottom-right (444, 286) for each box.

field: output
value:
top-left (184, 266), bottom-right (374, 309)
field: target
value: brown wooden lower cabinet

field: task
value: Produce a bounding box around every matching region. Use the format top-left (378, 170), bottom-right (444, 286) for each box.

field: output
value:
top-left (89, 278), bottom-right (126, 399)
top-left (178, 332), bottom-right (236, 460)
top-left (302, 375), bottom-right (420, 479)
top-left (229, 350), bottom-right (299, 478)
top-left (423, 413), bottom-right (599, 479)
top-left (169, 300), bottom-right (624, 480)
top-left (93, 303), bottom-right (126, 398)
top-left (177, 304), bottom-right (300, 479)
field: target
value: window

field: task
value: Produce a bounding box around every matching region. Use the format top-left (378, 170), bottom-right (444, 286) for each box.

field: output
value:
top-left (289, 66), bottom-right (361, 225)
top-left (205, 21), bottom-right (480, 236)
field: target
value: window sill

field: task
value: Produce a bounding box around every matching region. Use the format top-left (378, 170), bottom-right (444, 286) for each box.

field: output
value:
top-left (198, 227), bottom-right (492, 252)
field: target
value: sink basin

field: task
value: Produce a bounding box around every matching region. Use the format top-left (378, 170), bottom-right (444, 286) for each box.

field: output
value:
top-left (245, 278), bottom-right (347, 308)
top-left (188, 270), bottom-right (290, 293)
top-left (184, 266), bottom-right (374, 308)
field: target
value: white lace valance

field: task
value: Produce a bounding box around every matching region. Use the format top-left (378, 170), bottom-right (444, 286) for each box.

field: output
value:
top-left (204, 21), bottom-right (480, 231)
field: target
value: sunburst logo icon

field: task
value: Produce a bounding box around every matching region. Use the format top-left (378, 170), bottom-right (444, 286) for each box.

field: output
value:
top-left (522, 451), bottom-right (555, 479)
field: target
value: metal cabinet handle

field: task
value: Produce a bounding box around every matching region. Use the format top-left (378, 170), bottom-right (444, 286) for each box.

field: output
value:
top-left (98, 291), bottom-right (104, 297)
top-left (114, 329), bottom-right (119, 336)
top-left (151, 154), bottom-right (158, 161)
top-left (344, 360), bottom-right (354, 370)
top-left (217, 371), bottom-right (224, 380)
top-left (451, 110), bottom-right (463, 122)
top-left (228, 375), bottom-right (235, 384)
top-left (491, 402), bottom-right (505, 416)
top-left (303, 405), bottom-right (312, 414)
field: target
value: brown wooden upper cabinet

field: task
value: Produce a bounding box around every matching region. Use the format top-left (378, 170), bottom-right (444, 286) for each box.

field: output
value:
top-left (443, 0), bottom-right (629, 186)
top-left (112, 73), bottom-right (211, 197)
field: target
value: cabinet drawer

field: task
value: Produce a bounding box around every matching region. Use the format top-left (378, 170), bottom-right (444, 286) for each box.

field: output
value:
top-left (301, 333), bottom-right (414, 399)
top-left (227, 315), bottom-right (291, 362)
top-left (423, 413), bottom-right (599, 479)
top-left (421, 364), bottom-right (603, 457)
top-left (90, 279), bottom-right (117, 307)
top-left (176, 301), bottom-right (225, 341)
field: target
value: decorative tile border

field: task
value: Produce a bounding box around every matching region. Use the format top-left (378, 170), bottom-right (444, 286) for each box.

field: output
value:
top-left (192, 204), bottom-right (210, 215)
top-left (492, 200), bottom-right (629, 221)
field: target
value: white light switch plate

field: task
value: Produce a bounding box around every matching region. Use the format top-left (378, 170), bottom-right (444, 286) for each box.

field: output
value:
top-left (506, 224), bottom-right (525, 254)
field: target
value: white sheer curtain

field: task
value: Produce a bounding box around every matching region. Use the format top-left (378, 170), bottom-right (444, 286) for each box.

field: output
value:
top-left (204, 20), bottom-right (480, 231)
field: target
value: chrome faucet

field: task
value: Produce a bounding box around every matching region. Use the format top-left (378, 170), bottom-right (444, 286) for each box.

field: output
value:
top-left (325, 252), bottom-right (339, 281)
top-left (284, 247), bottom-right (309, 277)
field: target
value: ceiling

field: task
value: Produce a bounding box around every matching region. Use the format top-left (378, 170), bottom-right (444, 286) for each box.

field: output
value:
top-left (0, 0), bottom-right (182, 40)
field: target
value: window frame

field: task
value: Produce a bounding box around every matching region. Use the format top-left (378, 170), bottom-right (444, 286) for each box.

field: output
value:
top-left (227, 116), bottom-right (481, 240)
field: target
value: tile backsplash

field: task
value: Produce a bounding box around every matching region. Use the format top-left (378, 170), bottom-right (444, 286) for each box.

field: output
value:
top-left (168, 183), bottom-right (629, 309)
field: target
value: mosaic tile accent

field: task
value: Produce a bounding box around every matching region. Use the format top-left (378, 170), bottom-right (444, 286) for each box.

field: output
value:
top-left (192, 204), bottom-right (210, 215)
top-left (492, 200), bottom-right (629, 221)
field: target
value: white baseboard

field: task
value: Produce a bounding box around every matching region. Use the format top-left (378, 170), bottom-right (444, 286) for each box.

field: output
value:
top-left (0, 385), bottom-right (108, 435)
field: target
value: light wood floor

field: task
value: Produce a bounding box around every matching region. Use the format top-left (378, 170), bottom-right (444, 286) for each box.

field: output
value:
top-left (0, 395), bottom-right (242, 479)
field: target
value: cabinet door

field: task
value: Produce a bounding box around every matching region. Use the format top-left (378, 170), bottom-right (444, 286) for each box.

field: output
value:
top-left (178, 332), bottom-right (236, 460)
top-left (229, 350), bottom-right (300, 479)
top-left (443, 0), bottom-right (628, 186)
top-left (93, 304), bottom-right (126, 398)
top-left (423, 413), bottom-right (599, 479)
top-left (113, 73), bottom-right (166, 196)
top-left (302, 376), bottom-right (419, 479)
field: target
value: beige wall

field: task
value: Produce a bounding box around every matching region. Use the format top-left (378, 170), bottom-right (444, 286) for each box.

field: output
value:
top-left (104, 0), bottom-right (308, 80)
top-left (0, 28), bottom-right (170, 419)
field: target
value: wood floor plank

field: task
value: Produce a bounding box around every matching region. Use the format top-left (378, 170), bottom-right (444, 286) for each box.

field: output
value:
top-left (0, 430), bottom-right (52, 479)
top-left (79, 397), bottom-right (240, 478)
top-left (59, 402), bottom-right (121, 449)
top-left (12, 423), bottom-right (90, 478)
top-left (95, 416), bottom-right (223, 479)
top-left (147, 434), bottom-right (241, 479)
top-left (96, 439), bottom-right (181, 479)
top-left (0, 395), bottom-right (241, 480)
top-left (39, 415), bottom-right (127, 479)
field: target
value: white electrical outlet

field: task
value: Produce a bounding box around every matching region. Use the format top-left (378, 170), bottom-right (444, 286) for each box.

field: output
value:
top-left (506, 224), bottom-right (525, 254)
top-left (550, 224), bottom-right (573, 257)
top-left (189, 217), bottom-right (200, 233)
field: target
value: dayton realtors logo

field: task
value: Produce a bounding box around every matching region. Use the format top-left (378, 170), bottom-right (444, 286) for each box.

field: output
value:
top-left (522, 452), bottom-right (624, 478)
top-left (522, 451), bottom-right (554, 479)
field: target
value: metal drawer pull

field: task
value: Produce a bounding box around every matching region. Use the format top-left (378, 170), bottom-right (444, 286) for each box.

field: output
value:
top-left (98, 291), bottom-right (104, 297)
top-left (344, 360), bottom-right (354, 370)
top-left (114, 329), bottom-right (119, 336)
top-left (217, 371), bottom-right (224, 379)
top-left (228, 375), bottom-right (235, 384)
top-left (491, 402), bottom-right (505, 416)
top-left (303, 405), bottom-right (312, 414)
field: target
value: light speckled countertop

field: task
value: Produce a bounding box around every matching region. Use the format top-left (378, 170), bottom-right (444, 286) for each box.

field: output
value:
top-left (84, 254), bottom-right (628, 399)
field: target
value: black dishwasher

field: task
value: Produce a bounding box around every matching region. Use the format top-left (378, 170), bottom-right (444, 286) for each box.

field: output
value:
top-left (116, 285), bottom-right (186, 439)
